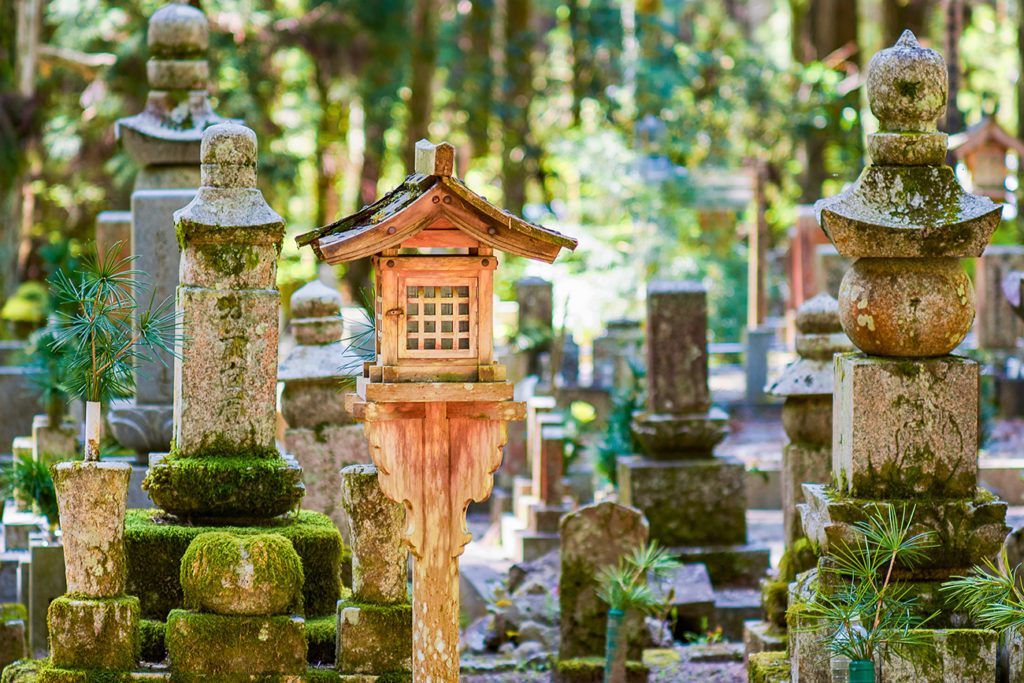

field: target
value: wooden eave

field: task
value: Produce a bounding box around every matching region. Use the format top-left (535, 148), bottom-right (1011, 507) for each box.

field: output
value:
top-left (951, 117), bottom-right (1024, 159)
top-left (296, 175), bottom-right (578, 265)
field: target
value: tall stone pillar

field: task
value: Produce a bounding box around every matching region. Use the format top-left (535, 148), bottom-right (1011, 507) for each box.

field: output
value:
top-left (143, 123), bottom-right (303, 522)
top-left (108, 3), bottom-right (233, 462)
top-left (618, 281), bottom-right (768, 585)
top-left (791, 31), bottom-right (1009, 682)
top-left (515, 276), bottom-right (553, 379)
top-left (278, 280), bottom-right (369, 541)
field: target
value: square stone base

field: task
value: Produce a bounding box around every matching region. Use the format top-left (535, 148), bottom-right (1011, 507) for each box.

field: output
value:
top-left (617, 455), bottom-right (746, 546)
top-left (527, 504), bottom-right (571, 533)
top-left (553, 657), bottom-right (649, 683)
top-left (834, 353), bottom-right (978, 499)
top-left (873, 628), bottom-right (997, 682)
top-left (165, 610), bottom-right (306, 675)
top-left (336, 601), bottom-right (412, 675)
top-left (743, 620), bottom-right (785, 661)
top-left (787, 570), bottom-right (829, 683)
top-left (48, 596), bottom-right (139, 670)
top-left (671, 544), bottom-right (771, 588)
top-left (782, 441), bottom-right (830, 546)
top-left (799, 483), bottom-right (1008, 575)
top-left (746, 651), bottom-right (789, 683)
top-left (518, 531), bottom-right (560, 562)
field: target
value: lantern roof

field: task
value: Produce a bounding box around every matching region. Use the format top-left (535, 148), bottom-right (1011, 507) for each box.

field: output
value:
top-left (296, 140), bottom-right (578, 264)
top-left (950, 116), bottom-right (1024, 159)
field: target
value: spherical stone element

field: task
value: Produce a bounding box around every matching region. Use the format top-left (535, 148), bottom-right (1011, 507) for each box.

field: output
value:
top-left (180, 532), bottom-right (303, 616)
top-left (838, 257), bottom-right (974, 357)
top-left (291, 279), bottom-right (343, 319)
top-left (866, 30), bottom-right (947, 133)
top-left (200, 123), bottom-right (257, 189)
top-left (795, 293), bottom-right (842, 334)
top-left (148, 4), bottom-right (208, 58)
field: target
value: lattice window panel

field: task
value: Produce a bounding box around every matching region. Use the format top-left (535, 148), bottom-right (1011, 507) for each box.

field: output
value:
top-left (400, 278), bottom-right (477, 359)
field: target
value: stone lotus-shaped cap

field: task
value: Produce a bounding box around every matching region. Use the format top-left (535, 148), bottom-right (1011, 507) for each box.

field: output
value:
top-left (116, 3), bottom-right (234, 166)
top-left (815, 31), bottom-right (1000, 259)
top-left (768, 294), bottom-right (852, 397)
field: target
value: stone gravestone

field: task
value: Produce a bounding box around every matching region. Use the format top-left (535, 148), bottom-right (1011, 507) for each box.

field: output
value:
top-left (619, 281), bottom-right (768, 585)
top-left (515, 276), bottom-right (553, 380)
top-left (279, 280), bottom-right (369, 541)
top-left (108, 3), bottom-right (234, 464)
top-left (976, 245), bottom-right (1024, 351)
top-left (556, 501), bottom-right (648, 682)
top-left (791, 31), bottom-right (1008, 682)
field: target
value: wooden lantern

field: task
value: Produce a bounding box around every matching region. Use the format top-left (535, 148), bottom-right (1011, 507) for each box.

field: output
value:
top-left (951, 116), bottom-right (1024, 202)
top-left (297, 140), bottom-right (576, 682)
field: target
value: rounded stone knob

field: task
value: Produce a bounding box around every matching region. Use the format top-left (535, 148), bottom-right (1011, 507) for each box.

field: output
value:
top-left (795, 293), bottom-right (842, 335)
top-left (200, 123), bottom-right (257, 188)
top-left (838, 257), bottom-right (973, 357)
top-left (291, 280), bottom-right (343, 319)
top-left (148, 4), bottom-right (208, 58)
top-left (866, 30), bottom-right (947, 133)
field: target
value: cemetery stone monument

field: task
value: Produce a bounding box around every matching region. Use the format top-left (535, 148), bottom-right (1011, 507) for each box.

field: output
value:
top-left (792, 31), bottom-right (1009, 681)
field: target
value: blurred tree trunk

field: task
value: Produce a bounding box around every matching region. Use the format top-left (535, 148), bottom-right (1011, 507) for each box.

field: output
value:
top-left (569, 0), bottom-right (582, 126)
top-left (942, 0), bottom-right (965, 137)
top-left (882, 0), bottom-right (929, 46)
top-left (501, 0), bottom-right (532, 216)
top-left (465, 0), bottom-right (494, 157)
top-left (10, 0), bottom-right (41, 293)
top-left (1019, 1), bottom-right (1024, 137)
top-left (313, 67), bottom-right (348, 229)
top-left (790, 0), bottom-right (858, 203)
top-left (406, 0), bottom-right (437, 168)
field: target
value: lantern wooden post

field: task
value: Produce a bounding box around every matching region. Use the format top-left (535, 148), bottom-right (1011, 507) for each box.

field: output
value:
top-left (302, 139), bottom-right (577, 681)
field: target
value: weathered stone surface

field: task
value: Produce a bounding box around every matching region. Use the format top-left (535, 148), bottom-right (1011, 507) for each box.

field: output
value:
top-left (782, 441), bottom-right (830, 546)
top-left (29, 543), bottom-right (66, 655)
top-left (292, 279), bottom-right (342, 319)
top-left (617, 455), bottom-right (745, 547)
top-left (814, 244), bottom-right (850, 298)
top-left (558, 501), bottom-right (648, 661)
top-left (94, 211), bottom-right (131, 267)
top-left (781, 395), bottom-right (831, 445)
top-left (132, 189), bottom-right (195, 404)
top-left (876, 628), bottom-right (997, 682)
top-left (178, 242), bottom-right (278, 291)
top-left (787, 569), bottom-right (829, 683)
top-left (279, 378), bottom-right (357, 428)
top-left (630, 409), bottom-right (728, 456)
top-left (977, 246), bottom-right (1024, 350)
top-left (0, 614), bottom-right (26, 673)
top-left (52, 461), bottom-right (131, 598)
top-left (866, 31), bottom-right (946, 134)
top-left (48, 595), bottom-right (139, 670)
top-left (800, 484), bottom-right (1008, 574)
top-left (180, 532), bottom-right (303, 616)
top-left (834, 353), bottom-right (978, 499)
top-left (645, 281), bottom-right (709, 414)
top-left (340, 465), bottom-right (407, 605)
top-left (336, 602), bottom-right (412, 675)
top-left (285, 424), bottom-right (368, 538)
top-left (106, 402), bottom-right (173, 461)
top-left (31, 416), bottom-right (76, 466)
top-left (648, 564), bottom-right (714, 634)
top-left (515, 277), bottom-right (553, 377)
top-left (0, 367), bottom-right (40, 458)
top-left (838, 257), bottom-right (973, 357)
top-left (674, 544), bottom-right (772, 588)
top-left (165, 609), bottom-right (306, 675)
top-left (148, 3), bottom-right (208, 54)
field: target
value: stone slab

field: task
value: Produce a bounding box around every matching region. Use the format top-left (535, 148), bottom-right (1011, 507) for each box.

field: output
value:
top-left (0, 367), bottom-right (40, 457)
top-left (617, 455), bottom-right (746, 547)
top-left (645, 281), bottom-right (710, 414)
top-left (518, 531), bottom-right (559, 562)
top-left (650, 564), bottom-right (714, 637)
top-left (28, 543), bottom-right (65, 656)
top-left (671, 544), bottom-right (772, 588)
top-left (48, 596), bottom-right (139, 670)
top-left (782, 441), bottom-right (830, 546)
top-left (743, 619), bottom-right (786, 661)
top-left (165, 609), bottom-right (306, 675)
top-left (711, 588), bottom-right (761, 641)
top-left (527, 504), bottom-right (570, 534)
top-left (834, 352), bottom-right (978, 499)
top-left (131, 189), bottom-right (195, 405)
top-left (876, 628), bottom-right (997, 682)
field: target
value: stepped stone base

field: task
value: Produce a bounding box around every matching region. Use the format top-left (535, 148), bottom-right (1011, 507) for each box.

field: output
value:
top-left (743, 619), bottom-right (786, 660)
top-left (617, 455), bottom-right (746, 547)
top-left (166, 610), bottom-right (306, 676)
top-left (336, 601), bottom-right (412, 675)
top-left (671, 544), bottom-right (772, 588)
top-left (553, 657), bottom-right (649, 683)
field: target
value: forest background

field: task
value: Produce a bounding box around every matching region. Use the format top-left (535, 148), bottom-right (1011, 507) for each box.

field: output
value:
top-left (1, 0), bottom-right (1021, 344)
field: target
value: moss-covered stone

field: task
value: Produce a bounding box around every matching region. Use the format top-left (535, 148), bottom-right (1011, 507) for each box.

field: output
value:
top-left (180, 532), bottom-right (303, 616)
top-left (335, 602), bottom-right (411, 675)
top-left (47, 596), bottom-right (139, 671)
top-left (0, 605), bottom-right (27, 624)
top-left (777, 538), bottom-right (818, 583)
top-left (877, 628), bottom-right (996, 681)
top-left (143, 454), bottom-right (304, 521)
top-left (165, 609), bottom-right (306, 675)
top-left (747, 650), bottom-right (789, 683)
top-left (138, 619), bottom-right (165, 663)
top-left (124, 509), bottom-right (342, 620)
top-left (1, 658), bottom-right (44, 683)
top-left (304, 616), bottom-right (335, 667)
top-left (37, 668), bottom-right (134, 683)
top-left (760, 579), bottom-right (789, 630)
top-left (552, 657), bottom-right (648, 683)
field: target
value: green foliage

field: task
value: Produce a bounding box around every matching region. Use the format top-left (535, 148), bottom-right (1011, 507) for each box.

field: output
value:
top-left (595, 540), bottom-right (680, 614)
top-left (941, 549), bottom-right (1024, 633)
top-left (48, 241), bottom-right (179, 406)
top-left (25, 324), bottom-right (70, 424)
top-left (0, 452), bottom-right (59, 529)
top-left (795, 506), bottom-right (938, 663)
top-left (594, 360), bottom-right (644, 486)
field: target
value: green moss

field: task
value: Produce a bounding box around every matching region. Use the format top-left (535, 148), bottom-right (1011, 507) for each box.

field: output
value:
top-left (180, 532), bottom-right (303, 614)
top-left (142, 453), bottom-right (304, 520)
top-left (304, 616), bottom-right (335, 666)
top-left (166, 433), bottom-right (280, 461)
top-left (124, 509), bottom-right (342, 620)
top-left (336, 601), bottom-right (411, 630)
top-left (777, 538), bottom-right (818, 583)
top-left (302, 670), bottom-right (341, 682)
top-left (0, 604), bottom-right (27, 624)
top-left (193, 244), bottom-right (260, 277)
top-left (376, 673), bottom-right (413, 683)
top-left (138, 619), bottom-right (166, 663)
top-left (165, 610), bottom-right (306, 675)
top-left (47, 596), bottom-right (139, 671)
top-left (747, 651), bottom-right (789, 683)
top-left (37, 668), bottom-right (135, 683)
top-left (554, 657), bottom-right (648, 683)
top-left (761, 580), bottom-right (789, 630)
top-left (1, 659), bottom-right (45, 683)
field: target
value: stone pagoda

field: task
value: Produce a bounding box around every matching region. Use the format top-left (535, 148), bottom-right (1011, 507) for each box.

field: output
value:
top-left (792, 31), bottom-right (1009, 680)
top-left (618, 281), bottom-right (768, 585)
top-left (108, 3), bottom-right (234, 463)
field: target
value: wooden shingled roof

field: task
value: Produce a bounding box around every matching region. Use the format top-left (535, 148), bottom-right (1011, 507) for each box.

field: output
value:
top-left (296, 140), bottom-right (578, 264)
top-left (950, 116), bottom-right (1024, 159)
